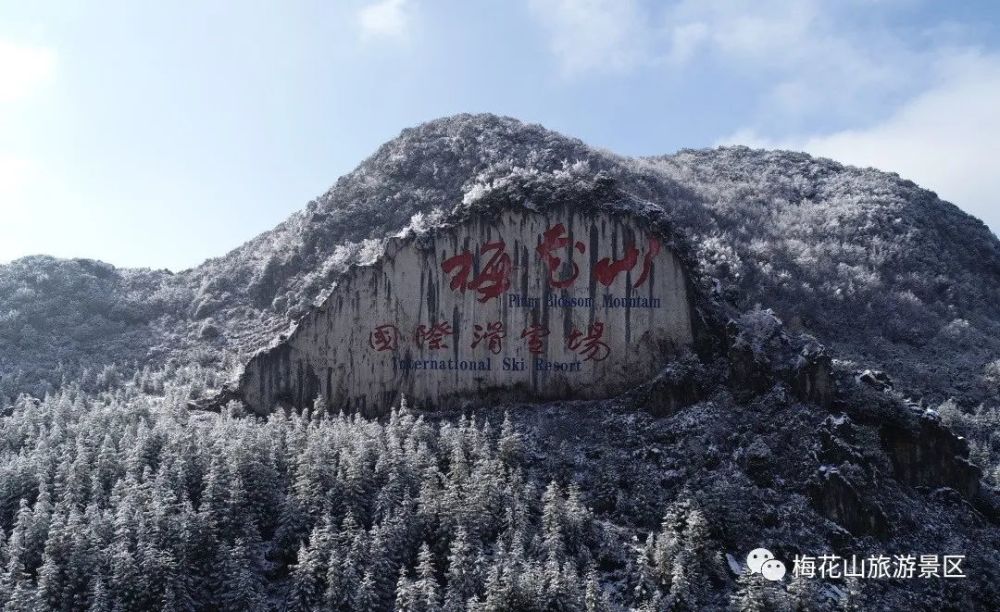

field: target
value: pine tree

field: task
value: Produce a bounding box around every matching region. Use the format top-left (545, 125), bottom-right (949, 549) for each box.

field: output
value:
top-left (841, 576), bottom-right (866, 611)
top-left (0, 500), bottom-right (31, 605)
top-left (395, 566), bottom-right (417, 611)
top-left (94, 434), bottom-right (121, 503)
top-left (442, 527), bottom-right (477, 612)
top-left (37, 509), bottom-right (70, 611)
top-left (632, 533), bottom-right (658, 603)
top-left (88, 576), bottom-right (112, 612)
top-left (325, 515), bottom-right (366, 610)
top-left (323, 545), bottom-right (346, 610)
top-left (730, 571), bottom-right (766, 612)
top-left (497, 413), bottom-right (523, 466)
top-left (447, 430), bottom-right (470, 482)
top-left (22, 488), bottom-right (50, 575)
top-left (543, 555), bottom-right (568, 610)
top-left (200, 455), bottom-right (233, 531)
top-left (481, 560), bottom-right (511, 612)
top-left (343, 447), bottom-right (375, 519)
top-left (0, 529), bottom-right (7, 597)
top-left (161, 581), bottom-right (181, 612)
top-left (220, 537), bottom-right (267, 612)
top-left (652, 504), bottom-right (684, 589)
top-left (5, 577), bottom-right (43, 612)
top-left (109, 543), bottom-right (142, 611)
top-left (786, 572), bottom-right (819, 611)
top-left (584, 569), bottom-right (608, 612)
top-left (353, 570), bottom-right (379, 612)
top-left (413, 542), bottom-right (441, 612)
top-left (136, 516), bottom-right (172, 610)
top-left (562, 484), bottom-right (589, 556)
top-left (666, 505), bottom-right (711, 609)
top-left (187, 505), bottom-right (222, 608)
top-left (272, 495), bottom-right (309, 566)
top-left (285, 541), bottom-right (323, 611)
top-left (541, 481), bottom-right (565, 561)
top-left (64, 508), bottom-right (100, 610)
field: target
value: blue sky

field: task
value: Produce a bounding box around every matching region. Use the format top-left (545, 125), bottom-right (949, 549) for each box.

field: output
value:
top-left (2, 0), bottom-right (999, 270)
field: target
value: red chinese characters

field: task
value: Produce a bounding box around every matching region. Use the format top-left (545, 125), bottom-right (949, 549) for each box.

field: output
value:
top-left (593, 246), bottom-right (638, 286)
top-left (415, 321), bottom-right (454, 350)
top-left (632, 238), bottom-right (661, 288)
top-left (566, 321), bottom-right (611, 362)
top-left (442, 226), bottom-right (662, 295)
top-left (368, 324), bottom-right (401, 352)
top-left (593, 237), bottom-right (661, 287)
top-left (536, 223), bottom-right (586, 289)
top-left (471, 321), bottom-right (505, 354)
top-left (441, 251), bottom-right (472, 292)
top-left (520, 324), bottom-right (551, 355)
top-left (441, 241), bottom-right (512, 302)
top-left (370, 319), bottom-right (613, 364)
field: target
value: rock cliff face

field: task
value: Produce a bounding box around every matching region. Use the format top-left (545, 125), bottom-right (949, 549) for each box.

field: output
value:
top-left (238, 203), bottom-right (694, 415)
top-left (881, 411), bottom-right (982, 499)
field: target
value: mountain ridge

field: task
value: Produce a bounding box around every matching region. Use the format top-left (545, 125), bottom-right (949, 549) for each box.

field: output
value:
top-left (2, 113), bottom-right (998, 411)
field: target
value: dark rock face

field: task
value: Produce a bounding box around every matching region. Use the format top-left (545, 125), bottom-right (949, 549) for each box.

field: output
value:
top-left (727, 344), bottom-right (775, 400)
top-left (741, 437), bottom-right (775, 487)
top-left (811, 466), bottom-right (889, 537)
top-left (725, 313), bottom-right (835, 409)
top-left (793, 346), bottom-right (834, 409)
top-left (881, 412), bottom-right (982, 499)
top-left (631, 355), bottom-right (703, 417)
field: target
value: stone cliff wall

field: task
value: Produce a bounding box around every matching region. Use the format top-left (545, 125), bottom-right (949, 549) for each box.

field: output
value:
top-left (238, 204), bottom-right (695, 415)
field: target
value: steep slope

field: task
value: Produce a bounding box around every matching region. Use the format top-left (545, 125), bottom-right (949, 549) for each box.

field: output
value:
top-left (645, 148), bottom-right (1000, 407)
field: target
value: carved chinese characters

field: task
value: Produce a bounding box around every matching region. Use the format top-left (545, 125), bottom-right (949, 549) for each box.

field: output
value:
top-left (441, 240), bottom-right (512, 301)
top-left (238, 207), bottom-right (694, 416)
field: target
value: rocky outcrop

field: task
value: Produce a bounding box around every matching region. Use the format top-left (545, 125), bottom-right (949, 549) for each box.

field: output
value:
top-left (725, 312), bottom-right (834, 409)
top-left (792, 344), bottom-right (834, 409)
top-left (881, 410), bottom-right (982, 499)
top-left (630, 354), bottom-right (703, 417)
top-left (811, 465), bottom-right (889, 537)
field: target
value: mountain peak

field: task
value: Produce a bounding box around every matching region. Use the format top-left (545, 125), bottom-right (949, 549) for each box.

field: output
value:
top-left (3, 117), bottom-right (999, 412)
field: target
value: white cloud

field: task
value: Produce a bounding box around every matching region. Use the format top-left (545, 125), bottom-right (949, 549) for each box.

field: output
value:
top-left (667, 0), bottom-right (819, 59)
top-left (665, 21), bottom-right (708, 65)
top-left (357, 0), bottom-right (410, 42)
top-left (528, 0), bottom-right (648, 76)
top-left (0, 39), bottom-right (56, 103)
top-left (528, 0), bottom-right (924, 128)
top-left (722, 51), bottom-right (1000, 236)
top-left (658, 0), bottom-right (919, 121)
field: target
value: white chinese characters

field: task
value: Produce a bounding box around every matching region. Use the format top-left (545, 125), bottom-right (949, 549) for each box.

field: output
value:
top-left (792, 554), bottom-right (966, 579)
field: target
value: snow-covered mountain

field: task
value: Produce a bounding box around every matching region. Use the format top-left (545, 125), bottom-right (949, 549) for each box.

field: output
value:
top-left (4, 114), bottom-right (997, 406)
top-left (2, 114), bottom-right (999, 610)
